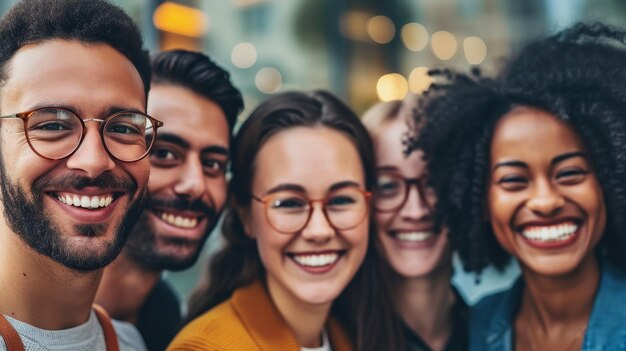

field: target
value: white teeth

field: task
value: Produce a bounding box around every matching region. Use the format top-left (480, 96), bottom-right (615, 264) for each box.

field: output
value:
top-left (396, 231), bottom-right (433, 242)
top-left (522, 223), bottom-right (578, 242)
top-left (159, 212), bottom-right (199, 228)
top-left (292, 253), bottom-right (340, 267)
top-left (56, 193), bottom-right (114, 209)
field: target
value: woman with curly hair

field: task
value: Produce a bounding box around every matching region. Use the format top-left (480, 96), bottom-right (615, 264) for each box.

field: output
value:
top-left (411, 23), bottom-right (626, 350)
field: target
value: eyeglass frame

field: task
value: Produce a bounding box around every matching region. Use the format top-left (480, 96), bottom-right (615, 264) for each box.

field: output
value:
top-left (0, 107), bottom-right (164, 162)
top-left (373, 171), bottom-right (435, 213)
top-left (251, 188), bottom-right (372, 235)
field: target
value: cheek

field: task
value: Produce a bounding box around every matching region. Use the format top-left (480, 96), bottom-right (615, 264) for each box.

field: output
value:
top-left (207, 177), bottom-right (227, 208)
top-left (487, 188), bottom-right (518, 253)
top-left (128, 158), bottom-right (150, 187)
top-left (374, 212), bottom-right (393, 232)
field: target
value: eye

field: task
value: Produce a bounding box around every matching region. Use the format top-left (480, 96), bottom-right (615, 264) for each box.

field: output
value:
top-left (32, 121), bottom-right (73, 131)
top-left (327, 194), bottom-right (357, 207)
top-left (375, 176), bottom-right (403, 198)
top-left (202, 158), bottom-right (226, 176)
top-left (496, 175), bottom-right (528, 191)
top-left (107, 123), bottom-right (141, 135)
top-left (556, 167), bottom-right (589, 185)
top-left (149, 146), bottom-right (182, 167)
top-left (270, 197), bottom-right (308, 211)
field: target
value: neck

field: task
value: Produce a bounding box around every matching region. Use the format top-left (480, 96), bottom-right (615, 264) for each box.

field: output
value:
top-left (266, 278), bottom-right (330, 348)
top-left (520, 254), bottom-right (600, 330)
top-left (0, 229), bottom-right (102, 329)
top-left (396, 263), bottom-right (455, 351)
top-left (95, 252), bottom-right (161, 324)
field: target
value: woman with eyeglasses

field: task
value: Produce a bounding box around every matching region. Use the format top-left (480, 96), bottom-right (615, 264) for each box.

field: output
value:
top-left (413, 23), bottom-right (626, 351)
top-left (360, 95), bottom-right (467, 351)
top-left (167, 90), bottom-right (384, 350)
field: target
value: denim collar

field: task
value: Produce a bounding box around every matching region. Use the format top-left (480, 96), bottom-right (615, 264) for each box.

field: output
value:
top-left (484, 262), bottom-right (626, 351)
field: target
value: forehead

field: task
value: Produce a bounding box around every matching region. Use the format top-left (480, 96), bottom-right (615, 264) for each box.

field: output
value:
top-left (0, 40), bottom-right (145, 114)
top-left (372, 117), bottom-right (425, 175)
top-left (253, 126), bottom-right (365, 192)
top-left (148, 84), bottom-right (229, 150)
top-left (491, 107), bottom-right (586, 162)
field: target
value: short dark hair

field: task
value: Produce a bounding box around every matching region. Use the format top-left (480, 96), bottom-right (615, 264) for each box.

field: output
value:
top-left (0, 0), bottom-right (151, 97)
top-left (152, 50), bottom-right (244, 132)
top-left (411, 22), bottom-right (626, 275)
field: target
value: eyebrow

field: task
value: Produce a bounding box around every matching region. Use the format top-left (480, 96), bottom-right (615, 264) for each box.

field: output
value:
top-left (492, 160), bottom-right (528, 171)
top-left (377, 166), bottom-right (399, 172)
top-left (551, 151), bottom-right (586, 165)
top-left (492, 151), bottom-right (587, 172)
top-left (28, 104), bottom-right (145, 118)
top-left (156, 132), bottom-right (229, 156)
top-left (264, 180), bottom-right (362, 196)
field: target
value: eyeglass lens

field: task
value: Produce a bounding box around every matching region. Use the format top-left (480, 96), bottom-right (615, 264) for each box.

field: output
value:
top-left (264, 187), bottom-right (368, 233)
top-left (25, 108), bottom-right (155, 161)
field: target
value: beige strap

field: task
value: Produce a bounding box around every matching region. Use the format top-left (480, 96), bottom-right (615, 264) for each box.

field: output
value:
top-left (93, 304), bottom-right (120, 351)
top-left (0, 314), bottom-right (25, 351)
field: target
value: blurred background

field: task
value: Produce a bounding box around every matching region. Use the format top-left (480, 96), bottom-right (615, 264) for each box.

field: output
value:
top-left (2, 0), bottom-right (625, 305)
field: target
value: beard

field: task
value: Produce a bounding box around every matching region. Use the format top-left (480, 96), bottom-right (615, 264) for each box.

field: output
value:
top-left (124, 195), bottom-right (219, 271)
top-left (0, 165), bottom-right (147, 272)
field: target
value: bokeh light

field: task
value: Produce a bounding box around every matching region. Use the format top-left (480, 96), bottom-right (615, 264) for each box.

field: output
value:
top-left (401, 23), bottom-right (429, 52)
top-left (255, 67), bottom-right (283, 94)
top-left (408, 67), bottom-right (433, 94)
top-left (231, 42), bottom-right (258, 69)
top-left (463, 36), bottom-right (487, 65)
top-left (376, 73), bottom-right (408, 101)
top-left (367, 15), bottom-right (395, 44)
top-left (431, 31), bottom-right (457, 60)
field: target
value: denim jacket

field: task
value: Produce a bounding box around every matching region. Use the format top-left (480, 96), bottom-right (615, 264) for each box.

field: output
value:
top-left (470, 262), bottom-right (626, 351)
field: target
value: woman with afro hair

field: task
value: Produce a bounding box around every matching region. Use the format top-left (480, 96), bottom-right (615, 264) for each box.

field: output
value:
top-left (411, 23), bottom-right (626, 351)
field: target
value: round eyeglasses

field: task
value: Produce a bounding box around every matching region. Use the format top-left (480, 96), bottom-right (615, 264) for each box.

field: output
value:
top-left (252, 187), bottom-right (371, 234)
top-left (0, 107), bottom-right (163, 162)
top-left (373, 171), bottom-right (435, 212)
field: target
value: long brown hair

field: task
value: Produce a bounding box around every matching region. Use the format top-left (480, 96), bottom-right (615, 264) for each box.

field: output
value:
top-left (186, 90), bottom-right (401, 350)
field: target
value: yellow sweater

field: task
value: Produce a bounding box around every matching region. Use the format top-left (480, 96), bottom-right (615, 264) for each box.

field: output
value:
top-left (167, 280), bottom-right (352, 351)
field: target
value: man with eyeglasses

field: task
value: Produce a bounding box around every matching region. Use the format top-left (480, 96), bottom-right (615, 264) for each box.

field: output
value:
top-left (96, 50), bottom-right (243, 351)
top-left (0, 0), bottom-right (159, 350)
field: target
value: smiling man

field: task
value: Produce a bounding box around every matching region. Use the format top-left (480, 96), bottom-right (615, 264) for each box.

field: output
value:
top-left (0, 0), bottom-right (156, 350)
top-left (96, 50), bottom-right (243, 351)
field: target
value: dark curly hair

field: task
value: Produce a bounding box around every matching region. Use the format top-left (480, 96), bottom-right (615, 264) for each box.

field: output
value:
top-left (0, 0), bottom-right (151, 97)
top-left (410, 22), bottom-right (626, 276)
top-left (152, 50), bottom-right (244, 132)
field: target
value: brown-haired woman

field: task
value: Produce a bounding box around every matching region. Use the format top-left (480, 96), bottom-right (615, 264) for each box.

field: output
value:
top-left (361, 95), bottom-right (468, 351)
top-left (168, 90), bottom-right (395, 350)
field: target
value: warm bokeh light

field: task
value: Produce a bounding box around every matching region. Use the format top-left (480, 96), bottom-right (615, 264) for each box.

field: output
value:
top-left (431, 31), bottom-right (457, 60)
top-left (153, 2), bottom-right (209, 38)
top-left (255, 67), bottom-right (283, 94)
top-left (339, 10), bottom-right (370, 41)
top-left (376, 73), bottom-right (408, 101)
top-left (463, 36), bottom-right (487, 65)
top-left (401, 23), bottom-right (429, 52)
top-left (367, 15), bottom-right (395, 44)
top-left (231, 42), bottom-right (258, 69)
top-left (408, 67), bottom-right (433, 94)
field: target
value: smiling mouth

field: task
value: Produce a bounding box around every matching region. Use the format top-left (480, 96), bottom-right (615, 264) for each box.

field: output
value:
top-left (520, 221), bottom-right (579, 243)
top-left (392, 231), bottom-right (434, 243)
top-left (288, 251), bottom-right (346, 268)
top-left (53, 192), bottom-right (120, 210)
top-left (153, 210), bottom-right (202, 229)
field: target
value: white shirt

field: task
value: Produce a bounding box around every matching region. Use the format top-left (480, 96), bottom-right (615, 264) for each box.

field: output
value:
top-left (0, 312), bottom-right (146, 351)
top-left (301, 329), bottom-right (331, 351)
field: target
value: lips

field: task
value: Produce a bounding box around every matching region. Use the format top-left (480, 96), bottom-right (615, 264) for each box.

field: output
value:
top-left (287, 250), bottom-right (346, 273)
top-left (154, 210), bottom-right (201, 229)
top-left (55, 192), bottom-right (115, 209)
top-left (517, 220), bottom-right (581, 249)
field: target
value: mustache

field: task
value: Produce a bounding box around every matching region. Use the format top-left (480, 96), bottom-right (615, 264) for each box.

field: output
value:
top-left (148, 196), bottom-right (217, 218)
top-left (32, 172), bottom-right (137, 194)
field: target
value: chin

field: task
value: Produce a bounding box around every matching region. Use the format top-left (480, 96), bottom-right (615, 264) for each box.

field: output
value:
top-left (520, 254), bottom-right (587, 277)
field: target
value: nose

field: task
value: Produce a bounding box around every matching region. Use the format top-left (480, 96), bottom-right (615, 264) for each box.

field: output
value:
top-left (173, 157), bottom-right (207, 199)
top-left (526, 180), bottom-right (565, 216)
top-left (65, 123), bottom-right (115, 178)
top-left (399, 185), bottom-right (433, 221)
top-left (300, 202), bottom-right (335, 242)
